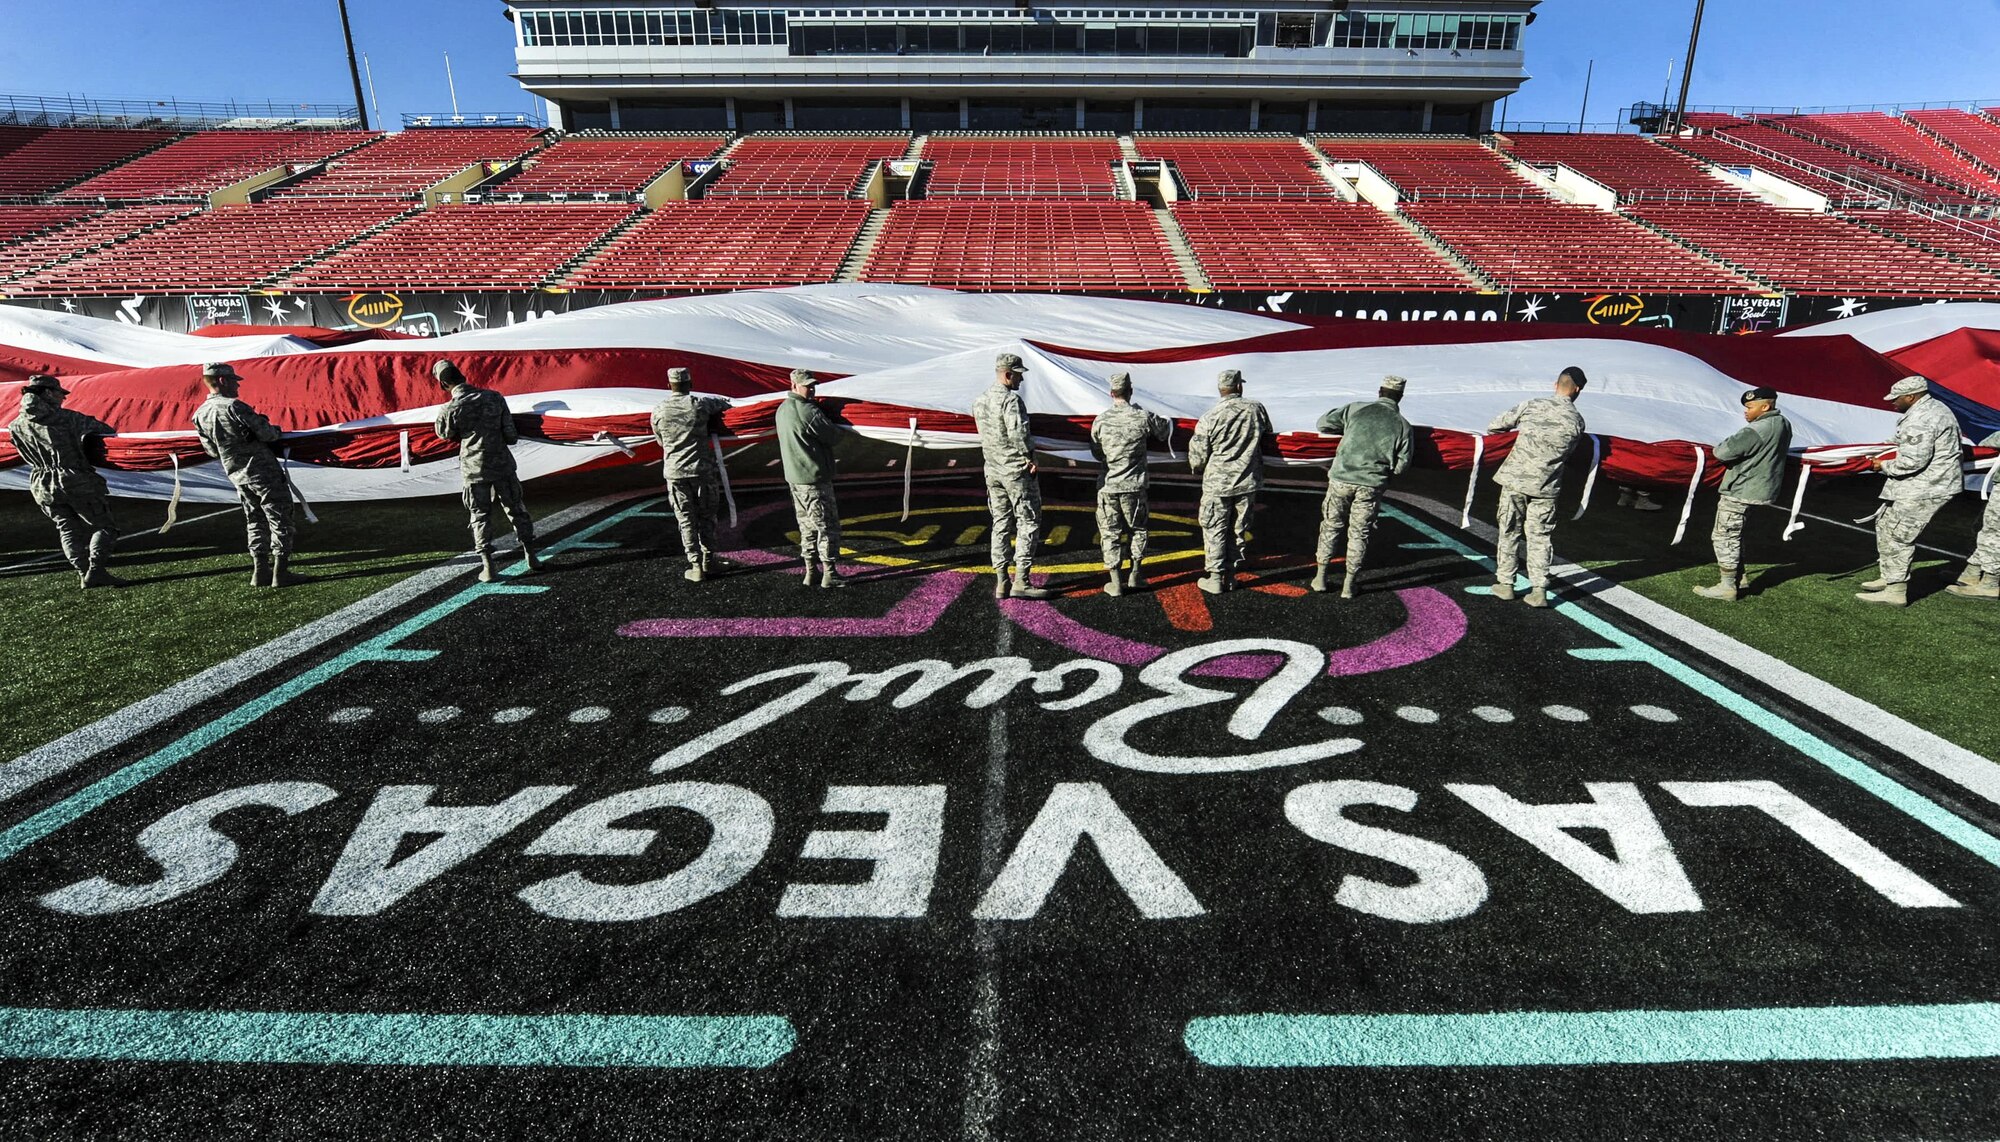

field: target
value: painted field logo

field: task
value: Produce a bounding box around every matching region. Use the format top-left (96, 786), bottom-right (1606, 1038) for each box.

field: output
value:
top-left (1585, 294), bottom-right (1647, 326)
top-left (343, 292), bottom-right (406, 329)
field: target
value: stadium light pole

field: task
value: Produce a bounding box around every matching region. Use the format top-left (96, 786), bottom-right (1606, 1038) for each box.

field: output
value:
top-left (336, 0), bottom-right (370, 130)
top-left (1669, 0), bottom-right (1708, 135)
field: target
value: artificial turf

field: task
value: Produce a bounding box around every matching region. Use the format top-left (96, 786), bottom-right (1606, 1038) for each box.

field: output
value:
top-left (1, 461), bottom-right (1995, 761)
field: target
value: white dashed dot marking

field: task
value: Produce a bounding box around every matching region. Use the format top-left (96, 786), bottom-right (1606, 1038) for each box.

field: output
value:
top-left (328, 707), bottom-right (373, 724)
top-left (492, 707), bottom-right (535, 724)
top-left (569, 706), bottom-right (612, 724)
top-left (1631, 705), bottom-right (1680, 723)
top-left (1317, 706), bottom-right (1363, 726)
top-left (417, 706), bottom-right (461, 724)
top-left (1395, 706), bottom-right (1439, 724)
top-left (1471, 706), bottom-right (1515, 723)
top-left (649, 706), bottom-right (691, 725)
top-left (1543, 705), bottom-right (1590, 722)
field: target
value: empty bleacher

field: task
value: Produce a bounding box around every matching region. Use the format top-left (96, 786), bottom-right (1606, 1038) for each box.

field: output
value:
top-left (57, 130), bottom-right (376, 201)
top-left (270, 127), bottom-right (544, 200)
top-left (1704, 121), bottom-right (1978, 205)
top-left (1657, 132), bottom-right (1865, 202)
top-left (0, 204), bottom-right (198, 281)
top-left (497, 134), bottom-right (726, 196)
top-left (278, 203), bottom-right (636, 290)
top-left (1626, 202), bottom-right (2000, 297)
top-left (0, 127), bottom-right (177, 197)
top-left (1406, 200), bottom-right (1763, 292)
top-left (0, 204), bottom-right (94, 246)
top-left (864, 201), bottom-right (1181, 290)
top-left (922, 136), bottom-right (1122, 199)
top-left (1839, 207), bottom-right (2000, 270)
top-left (1902, 110), bottom-right (2000, 181)
top-left (1501, 133), bottom-right (1755, 202)
top-left (706, 135), bottom-right (907, 198)
top-left (1173, 201), bottom-right (1473, 289)
top-left (1137, 136), bottom-right (1333, 199)
top-left (1764, 113), bottom-right (2000, 198)
top-left (6, 201), bottom-right (410, 295)
top-left (1314, 137), bottom-right (1543, 199)
top-left (564, 200), bottom-right (871, 290)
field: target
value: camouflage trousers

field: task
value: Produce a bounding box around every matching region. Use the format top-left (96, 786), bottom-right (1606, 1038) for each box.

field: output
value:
top-left (1874, 496), bottom-right (1949, 584)
top-left (34, 489), bottom-right (117, 572)
top-left (465, 475), bottom-right (534, 556)
top-left (666, 471), bottom-right (722, 563)
top-left (1974, 490), bottom-right (2000, 575)
top-left (789, 481), bottom-right (841, 564)
top-left (233, 477), bottom-right (295, 561)
top-left (1710, 495), bottom-right (1751, 568)
top-left (1199, 491), bottom-right (1254, 578)
top-left (1494, 491), bottom-right (1559, 590)
top-left (1096, 489), bottom-right (1149, 571)
top-left (986, 475), bottom-right (1042, 575)
top-left (1315, 479), bottom-right (1382, 571)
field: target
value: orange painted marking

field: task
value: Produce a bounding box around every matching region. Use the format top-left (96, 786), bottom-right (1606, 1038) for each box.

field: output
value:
top-left (1158, 581), bottom-right (1214, 632)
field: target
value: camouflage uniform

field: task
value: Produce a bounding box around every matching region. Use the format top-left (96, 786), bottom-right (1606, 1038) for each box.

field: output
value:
top-left (1188, 394), bottom-right (1275, 582)
top-left (1972, 430), bottom-right (2000, 578)
top-left (1872, 394), bottom-right (1964, 584)
top-left (972, 382), bottom-right (1041, 577)
top-left (652, 391), bottom-right (732, 566)
top-left (1315, 397), bottom-right (1414, 576)
top-left (1089, 400), bottom-right (1170, 578)
top-left (1486, 396), bottom-right (1585, 591)
top-left (1709, 409), bottom-right (1793, 569)
top-left (8, 391), bottom-right (119, 579)
top-left (775, 391), bottom-right (843, 567)
top-left (193, 391), bottom-right (294, 564)
top-left (434, 382), bottom-right (533, 558)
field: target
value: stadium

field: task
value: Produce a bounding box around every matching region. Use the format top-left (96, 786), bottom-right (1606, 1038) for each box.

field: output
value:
top-left (2, 1), bottom-right (2000, 1138)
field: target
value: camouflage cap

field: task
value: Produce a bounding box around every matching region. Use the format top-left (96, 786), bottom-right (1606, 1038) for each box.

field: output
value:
top-left (1380, 374), bottom-right (1408, 395)
top-left (1108, 371), bottom-right (1133, 396)
top-left (430, 358), bottom-right (464, 385)
top-left (789, 368), bottom-right (818, 385)
top-left (668, 367), bottom-right (692, 386)
top-left (22, 373), bottom-right (67, 396)
top-left (1884, 375), bottom-right (1929, 401)
top-left (996, 352), bottom-right (1027, 373)
top-left (200, 361), bottom-right (240, 380)
top-left (1217, 368), bottom-right (1245, 390)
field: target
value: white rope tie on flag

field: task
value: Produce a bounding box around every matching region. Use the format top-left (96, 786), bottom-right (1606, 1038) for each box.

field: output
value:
top-left (710, 435), bottom-right (738, 529)
top-left (1982, 456), bottom-right (1996, 501)
top-left (281, 447), bottom-right (318, 524)
top-left (1165, 419), bottom-right (1178, 461)
top-left (592, 429), bottom-right (636, 458)
top-left (1783, 461), bottom-right (1811, 541)
top-left (160, 452), bottom-right (184, 534)
top-left (1571, 434), bottom-right (1603, 522)
top-left (1670, 445), bottom-right (1706, 546)
top-left (398, 430), bottom-right (412, 473)
top-left (1459, 433), bottom-right (1485, 528)
top-left (901, 416), bottom-right (920, 522)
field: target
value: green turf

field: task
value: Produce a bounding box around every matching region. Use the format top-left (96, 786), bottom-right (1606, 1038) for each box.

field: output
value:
top-left (1, 464), bottom-right (1995, 761)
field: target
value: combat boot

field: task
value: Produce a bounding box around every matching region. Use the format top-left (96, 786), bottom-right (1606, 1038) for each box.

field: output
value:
top-left (1309, 564), bottom-right (1330, 594)
top-left (268, 553), bottom-right (308, 587)
top-left (1011, 572), bottom-right (1053, 601)
top-left (993, 569), bottom-right (1011, 599)
top-left (1340, 572), bottom-right (1358, 600)
top-left (683, 562), bottom-right (705, 583)
top-left (249, 556), bottom-right (271, 588)
top-left (1855, 582), bottom-right (1908, 607)
top-left (1693, 566), bottom-right (1740, 602)
top-left (819, 564), bottom-right (845, 589)
top-left (1491, 580), bottom-right (1517, 602)
top-left (1103, 572), bottom-right (1124, 597)
top-left (1946, 579), bottom-right (1998, 600)
top-left (1198, 575), bottom-right (1226, 595)
top-left (80, 565), bottom-right (127, 589)
top-left (1524, 587), bottom-right (1551, 609)
top-left (521, 543), bottom-right (543, 574)
top-left (1125, 565), bottom-right (1145, 591)
top-left (478, 553), bottom-right (498, 583)
top-left (1953, 565), bottom-right (1988, 588)
top-left (800, 558), bottom-right (818, 588)
top-left (1632, 491), bottom-right (1665, 513)
top-left (1860, 577), bottom-right (1888, 591)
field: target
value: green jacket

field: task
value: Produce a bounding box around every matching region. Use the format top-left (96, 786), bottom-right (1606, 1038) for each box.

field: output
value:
top-left (775, 392), bottom-right (841, 486)
top-left (1317, 397), bottom-right (1413, 489)
top-left (1713, 410), bottom-right (1792, 505)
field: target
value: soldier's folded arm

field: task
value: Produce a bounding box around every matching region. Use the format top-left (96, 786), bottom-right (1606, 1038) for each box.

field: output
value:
top-left (237, 403), bottom-right (284, 444)
top-left (1485, 403), bottom-right (1522, 434)
top-left (1712, 423), bottom-right (1757, 465)
top-left (1878, 422), bottom-right (1935, 478)
top-left (1316, 406), bottom-right (1345, 436)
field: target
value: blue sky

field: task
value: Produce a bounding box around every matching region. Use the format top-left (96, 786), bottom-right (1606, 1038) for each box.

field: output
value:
top-left (3, 0), bottom-right (1999, 130)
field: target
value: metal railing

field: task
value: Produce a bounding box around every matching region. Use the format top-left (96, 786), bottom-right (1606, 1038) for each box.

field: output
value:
top-left (401, 111), bottom-right (548, 128)
top-left (0, 92), bottom-right (357, 129)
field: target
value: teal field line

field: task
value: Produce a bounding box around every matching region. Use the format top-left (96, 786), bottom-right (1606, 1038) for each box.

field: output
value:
top-left (0, 1006), bottom-right (793, 1069)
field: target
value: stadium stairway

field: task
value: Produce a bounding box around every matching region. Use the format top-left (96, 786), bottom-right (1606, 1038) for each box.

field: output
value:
top-left (1150, 205), bottom-right (1212, 291)
top-left (251, 205), bottom-right (424, 289)
top-left (0, 204), bottom-right (201, 284)
top-left (1835, 207), bottom-right (2000, 274)
top-left (542, 206), bottom-right (654, 288)
top-left (1904, 111), bottom-right (2000, 183)
top-left (836, 209), bottom-right (893, 282)
top-left (1618, 211), bottom-right (1781, 291)
top-left (1385, 209), bottom-right (1499, 290)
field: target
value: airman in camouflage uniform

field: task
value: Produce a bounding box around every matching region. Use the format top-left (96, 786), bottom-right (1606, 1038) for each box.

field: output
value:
top-left (972, 352), bottom-right (1051, 600)
top-left (432, 359), bottom-right (539, 583)
top-left (1859, 376), bottom-right (1965, 607)
top-left (1187, 368), bottom-right (1275, 595)
top-left (192, 362), bottom-right (305, 587)
top-left (1486, 366), bottom-right (1588, 608)
top-left (775, 368), bottom-right (845, 588)
top-left (1948, 427), bottom-right (2000, 601)
top-left (652, 367), bottom-right (733, 583)
top-left (8, 374), bottom-right (125, 588)
top-left (1313, 374), bottom-right (1414, 598)
top-left (1088, 371), bottom-right (1171, 597)
top-left (1694, 386), bottom-right (1793, 603)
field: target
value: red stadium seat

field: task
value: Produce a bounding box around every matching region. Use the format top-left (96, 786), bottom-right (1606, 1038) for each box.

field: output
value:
top-left (270, 127), bottom-right (543, 200)
top-left (1172, 200), bottom-right (1472, 289)
top-left (863, 201), bottom-right (1182, 291)
top-left (1313, 137), bottom-right (1543, 200)
top-left (565, 200), bottom-right (870, 289)
top-left (922, 136), bottom-right (1122, 199)
top-left (1136, 136), bottom-right (1334, 200)
top-left (707, 135), bottom-right (907, 198)
top-left (1500, 133), bottom-right (1755, 203)
top-left (1403, 200), bottom-right (1761, 293)
top-left (57, 130), bottom-right (378, 201)
top-left (0, 127), bottom-right (178, 197)
top-left (499, 134), bottom-right (727, 196)
top-left (0, 205), bottom-right (199, 282)
top-left (275, 203), bottom-right (636, 290)
top-left (1625, 201), bottom-right (2000, 297)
